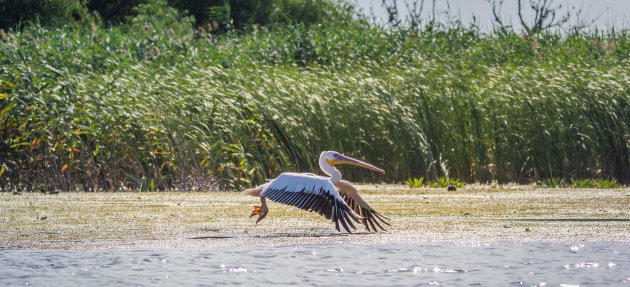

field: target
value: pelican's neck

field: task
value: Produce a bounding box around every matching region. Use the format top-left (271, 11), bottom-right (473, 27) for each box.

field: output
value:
top-left (326, 167), bottom-right (342, 183)
top-left (319, 155), bottom-right (341, 183)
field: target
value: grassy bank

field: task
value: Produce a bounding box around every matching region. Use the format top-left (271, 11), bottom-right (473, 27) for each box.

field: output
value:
top-left (1, 1), bottom-right (629, 191)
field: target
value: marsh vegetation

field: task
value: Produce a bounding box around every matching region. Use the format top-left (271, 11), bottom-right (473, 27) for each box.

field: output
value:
top-left (1, 0), bottom-right (629, 191)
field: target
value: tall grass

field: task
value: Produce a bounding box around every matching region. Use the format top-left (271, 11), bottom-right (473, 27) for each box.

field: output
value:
top-left (1, 2), bottom-right (629, 191)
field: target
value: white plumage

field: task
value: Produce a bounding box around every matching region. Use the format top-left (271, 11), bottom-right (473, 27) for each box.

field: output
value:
top-left (260, 173), bottom-right (338, 198)
top-left (258, 173), bottom-right (359, 232)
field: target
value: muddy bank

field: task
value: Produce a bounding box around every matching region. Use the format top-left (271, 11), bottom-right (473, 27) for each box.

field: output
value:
top-left (1, 186), bottom-right (629, 249)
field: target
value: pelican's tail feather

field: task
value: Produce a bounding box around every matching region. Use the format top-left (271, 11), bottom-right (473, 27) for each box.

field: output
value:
top-left (241, 188), bottom-right (262, 196)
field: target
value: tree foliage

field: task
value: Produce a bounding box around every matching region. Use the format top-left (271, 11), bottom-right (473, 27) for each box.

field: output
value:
top-left (0, 0), bottom-right (85, 29)
top-left (0, 0), bottom-right (353, 31)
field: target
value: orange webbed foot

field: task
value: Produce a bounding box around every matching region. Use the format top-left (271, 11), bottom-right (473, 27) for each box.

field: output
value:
top-left (250, 206), bottom-right (262, 217)
top-left (249, 206), bottom-right (268, 224)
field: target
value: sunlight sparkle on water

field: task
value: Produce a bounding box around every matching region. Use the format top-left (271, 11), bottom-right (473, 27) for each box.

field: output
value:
top-left (0, 242), bottom-right (627, 286)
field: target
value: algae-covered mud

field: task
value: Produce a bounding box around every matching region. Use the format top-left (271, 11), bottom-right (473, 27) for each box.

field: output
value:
top-left (1, 186), bottom-right (629, 249)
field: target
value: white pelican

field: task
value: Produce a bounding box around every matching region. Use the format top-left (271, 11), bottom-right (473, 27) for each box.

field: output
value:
top-left (241, 151), bottom-right (389, 233)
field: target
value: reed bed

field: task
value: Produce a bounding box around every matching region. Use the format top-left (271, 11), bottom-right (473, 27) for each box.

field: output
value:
top-left (1, 8), bottom-right (629, 191)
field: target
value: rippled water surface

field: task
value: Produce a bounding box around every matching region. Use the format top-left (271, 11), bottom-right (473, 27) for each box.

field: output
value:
top-left (2, 242), bottom-right (629, 286)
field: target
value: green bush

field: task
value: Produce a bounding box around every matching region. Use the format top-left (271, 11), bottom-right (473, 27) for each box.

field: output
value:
top-left (86, 0), bottom-right (144, 24)
top-left (179, 0), bottom-right (275, 28)
top-left (168, 0), bottom-right (353, 31)
top-left (130, 0), bottom-right (194, 33)
top-left (0, 0), bottom-right (86, 29)
top-left (1, 0), bottom-right (347, 31)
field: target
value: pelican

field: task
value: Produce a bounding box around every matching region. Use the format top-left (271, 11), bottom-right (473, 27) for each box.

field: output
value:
top-left (241, 151), bottom-right (389, 233)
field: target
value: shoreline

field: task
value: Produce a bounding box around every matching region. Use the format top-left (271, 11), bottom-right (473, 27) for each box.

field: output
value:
top-left (2, 186), bottom-right (629, 249)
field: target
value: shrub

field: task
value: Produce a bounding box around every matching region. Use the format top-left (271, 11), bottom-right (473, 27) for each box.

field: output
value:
top-left (0, 0), bottom-right (86, 29)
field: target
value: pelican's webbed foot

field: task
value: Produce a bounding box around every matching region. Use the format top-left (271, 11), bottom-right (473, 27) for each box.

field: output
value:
top-left (250, 206), bottom-right (262, 217)
top-left (250, 206), bottom-right (268, 224)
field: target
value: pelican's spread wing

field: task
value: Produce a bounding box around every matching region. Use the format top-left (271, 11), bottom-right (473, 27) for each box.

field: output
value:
top-left (335, 180), bottom-right (390, 232)
top-left (260, 173), bottom-right (360, 233)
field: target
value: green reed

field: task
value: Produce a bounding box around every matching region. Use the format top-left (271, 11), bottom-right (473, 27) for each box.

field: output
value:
top-left (1, 3), bottom-right (629, 191)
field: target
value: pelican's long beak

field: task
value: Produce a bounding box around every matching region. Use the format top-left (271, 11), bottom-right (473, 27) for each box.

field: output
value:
top-left (327, 153), bottom-right (385, 174)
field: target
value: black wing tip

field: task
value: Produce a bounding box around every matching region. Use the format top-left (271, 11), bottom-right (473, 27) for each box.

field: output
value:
top-left (362, 210), bottom-right (390, 232)
top-left (264, 187), bottom-right (363, 234)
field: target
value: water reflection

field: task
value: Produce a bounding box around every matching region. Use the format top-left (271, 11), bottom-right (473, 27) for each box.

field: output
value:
top-left (0, 242), bottom-right (628, 286)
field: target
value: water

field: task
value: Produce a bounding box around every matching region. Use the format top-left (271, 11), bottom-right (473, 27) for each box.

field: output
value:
top-left (1, 242), bottom-right (629, 286)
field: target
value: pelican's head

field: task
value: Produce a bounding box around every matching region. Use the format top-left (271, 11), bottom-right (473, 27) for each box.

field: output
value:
top-left (319, 151), bottom-right (385, 174)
